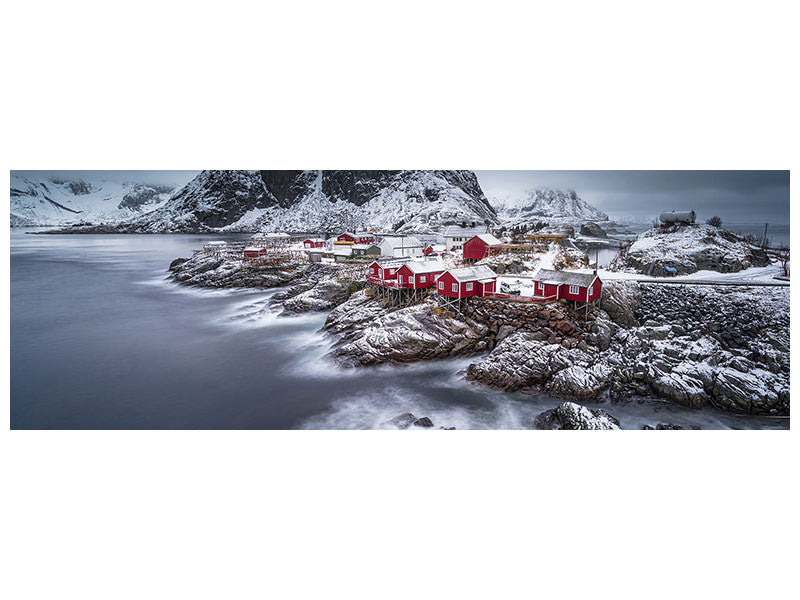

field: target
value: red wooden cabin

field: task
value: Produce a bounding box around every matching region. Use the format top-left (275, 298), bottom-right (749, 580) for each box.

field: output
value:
top-left (436, 266), bottom-right (497, 298)
top-left (532, 269), bottom-right (602, 303)
top-left (365, 258), bottom-right (411, 286)
top-left (303, 238), bottom-right (325, 249)
top-left (462, 234), bottom-right (503, 261)
top-left (396, 260), bottom-right (446, 289)
top-left (337, 232), bottom-right (376, 245)
top-left (243, 246), bottom-right (268, 258)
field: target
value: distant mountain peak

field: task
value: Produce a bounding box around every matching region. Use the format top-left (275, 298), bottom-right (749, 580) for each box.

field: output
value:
top-left (496, 188), bottom-right (608, 224)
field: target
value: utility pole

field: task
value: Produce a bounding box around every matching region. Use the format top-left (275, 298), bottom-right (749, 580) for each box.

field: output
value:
top-left (762, 223), bottom-right (769, 249)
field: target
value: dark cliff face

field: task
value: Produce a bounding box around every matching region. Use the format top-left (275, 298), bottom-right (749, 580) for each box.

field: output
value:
top-left (165, 170), bottom-right (277, 229)
top-left (131, 169), bottom-right (496, 232)
top-left (259, 170), bottom-right (494, 212)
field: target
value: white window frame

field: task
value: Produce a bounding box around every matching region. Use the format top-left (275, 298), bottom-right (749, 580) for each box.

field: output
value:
top-left (537, 282), bottom-right (544, 292)
top-left (389, 269), bottom-right (395, 275)
top-left (466, 282), bottom-right (473, 291)
top-left (569, 284), bottom-right (580, 295)
top-left (588, 285), bottom-right (593, 298)
top-left (409, 276), bottom-right (414, 284)
top-left (438, 281), bottom-right (444, 290)
top-left (398, 275), bottom-right (403, 283)
top-left (420, 275), bottom-right (426, 283)
top-left (452, 283), bottom-right (458, 292)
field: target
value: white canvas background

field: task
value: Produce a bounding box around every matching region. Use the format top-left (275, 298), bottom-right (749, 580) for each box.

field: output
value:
top-left (1, 1), bottom-right (797, 599)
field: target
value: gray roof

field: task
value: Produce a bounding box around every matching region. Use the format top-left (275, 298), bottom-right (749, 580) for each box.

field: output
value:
top-left (443, 225), bottom-right (489, 238)
top-left (472, 233), bottom-right (502, 245)
top-left (444, 266), bottom-right (498, 282)
top-left (535, 269), bottom-right (597, 287)
top-left (380, 236), bottom-right (424, 249)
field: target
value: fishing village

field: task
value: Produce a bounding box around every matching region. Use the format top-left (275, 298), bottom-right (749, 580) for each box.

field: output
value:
top-left (167, 210), bottom-right (789, 425)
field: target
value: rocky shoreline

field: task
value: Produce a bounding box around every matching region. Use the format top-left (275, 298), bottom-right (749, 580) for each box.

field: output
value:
top-left (168, 254), bottom-right (790, 418)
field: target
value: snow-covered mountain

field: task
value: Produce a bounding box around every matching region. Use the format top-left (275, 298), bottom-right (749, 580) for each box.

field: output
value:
top-left (10, 173), bottom-right (174, 227)
top-left (117, 170), bottom-right (497, 233)
top-left (494, 188), bottom-right (608, 228)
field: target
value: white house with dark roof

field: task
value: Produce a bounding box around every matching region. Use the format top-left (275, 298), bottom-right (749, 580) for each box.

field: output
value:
top-left (443, 224), bottom-right (489, 252)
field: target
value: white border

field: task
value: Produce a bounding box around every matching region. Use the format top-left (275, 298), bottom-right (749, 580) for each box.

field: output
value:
top-left (2, 2), bottom-right (797, 599)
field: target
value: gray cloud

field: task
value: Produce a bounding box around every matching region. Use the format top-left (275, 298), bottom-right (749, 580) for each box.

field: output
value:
top-left (476, 170), bottom-right (790, 224)
top-left (12, 170), bottom-right (200, 188)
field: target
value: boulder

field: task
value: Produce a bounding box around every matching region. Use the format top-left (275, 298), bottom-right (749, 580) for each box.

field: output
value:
top-left (533, 402), bottom-right (621, 430)
top-left (580, 222), bottom-right (608, 238)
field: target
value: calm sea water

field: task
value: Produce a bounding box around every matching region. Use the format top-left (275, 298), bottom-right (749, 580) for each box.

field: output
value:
top-left (10, 230), bottom-right (787, 429)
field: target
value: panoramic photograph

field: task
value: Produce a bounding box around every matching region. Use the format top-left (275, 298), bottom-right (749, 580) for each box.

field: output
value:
top-left (9, 170), bottom-right (790, 430)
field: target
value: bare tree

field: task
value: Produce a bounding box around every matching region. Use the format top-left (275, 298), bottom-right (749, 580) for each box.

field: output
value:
top-left (777, 246), bottom-right (790, 277)
top-left (706, 216), bottom-right (722, 227)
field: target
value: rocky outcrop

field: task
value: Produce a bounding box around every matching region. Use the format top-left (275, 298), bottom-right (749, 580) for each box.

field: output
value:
top-left (614, 223), bottom-right (771, 275)
top-left (382, 413), bottom-right (440, 429)
top-left (466, 333), bottom-right (597, 392)
top-left (600, 281), bottom-right (641, 327)
top-left (168, 252), bottom-right (309, 288)
top-left (324, 291), bottom-right (496, 367)
top-left (273, 277), bottom-right (350, 313)
top-left (533, 402), bottom-right (620, 430)
top-left (464, 281), bottom-right (789, 415)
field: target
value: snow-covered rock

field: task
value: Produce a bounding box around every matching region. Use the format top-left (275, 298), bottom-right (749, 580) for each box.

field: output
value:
top-left (533, 402), bottom-right (620, 430)
top-left (465, 333), bottom-right (595, 392)
top-left (328, 297), bottom-right (490, 366)
top-left (613, 223), bottom-right (771, 275)
top-left (600, 281), bottom-right (641, 327)
top-left (277, 277), bottom-right (349, 313)
top-left (10, 172), bottom-right (174, 227)
top-left (168, 252), bottom-right (308, 288)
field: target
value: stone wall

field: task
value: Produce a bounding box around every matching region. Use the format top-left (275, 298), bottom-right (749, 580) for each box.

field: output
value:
top-left (461, 298), bottom-right (596, 351)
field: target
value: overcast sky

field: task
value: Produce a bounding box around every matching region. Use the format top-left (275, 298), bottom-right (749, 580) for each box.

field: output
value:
top-left (14, 170), bottom-right (789, 224)
top-left (475, 170), bottom-right (790, 224)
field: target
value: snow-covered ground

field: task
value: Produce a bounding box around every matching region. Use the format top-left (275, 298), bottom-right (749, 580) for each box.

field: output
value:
top-left (598, 261), bottom-right (788, 284)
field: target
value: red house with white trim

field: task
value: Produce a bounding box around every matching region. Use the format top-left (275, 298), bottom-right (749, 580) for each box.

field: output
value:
top-left (436, 266), bottom-right (497, 298)
top-left (396, 260), bottom-right (446, 289)
top-left (365, 258), bottom-right (412, 286)
top-left (303, 238), bottom-right (326, 249)
top-left (462, 233), bottom-right (503, 261)
top-left (531, 269), bottom-right (602, 303)
top-left (337, 231), bottom-right (376, 245)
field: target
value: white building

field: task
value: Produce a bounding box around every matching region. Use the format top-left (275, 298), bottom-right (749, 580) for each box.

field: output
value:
top-left (378, 236), bottom-right (425, 257)
top-left (443, 224), bottom-right (489, 252)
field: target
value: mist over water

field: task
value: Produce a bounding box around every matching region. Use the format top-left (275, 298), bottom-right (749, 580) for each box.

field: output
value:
top-left (10, 230), bottom-right (787, 430)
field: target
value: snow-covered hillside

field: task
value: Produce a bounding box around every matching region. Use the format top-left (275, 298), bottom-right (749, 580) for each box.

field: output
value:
top-left (117, 170), bottom-right (497, 234)
top-left (10, 173), bottom-right (174, 227)
top-left (495, 188), bottom-right (608, 228)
